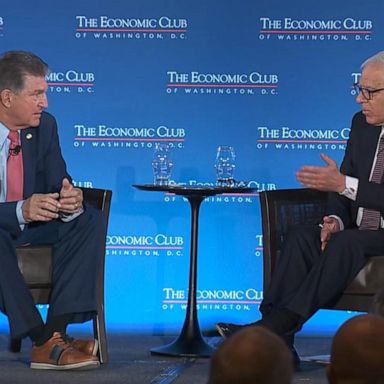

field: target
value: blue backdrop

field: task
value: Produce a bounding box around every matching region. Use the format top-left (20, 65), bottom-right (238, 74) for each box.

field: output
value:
top-left (1, 0), bottom-right (383, 336)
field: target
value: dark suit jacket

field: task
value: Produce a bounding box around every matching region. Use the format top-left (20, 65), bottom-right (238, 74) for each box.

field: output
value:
top-left (0, 112), bottom-right (70, 237)
top-left (327, 111), bottom-right (384, 228)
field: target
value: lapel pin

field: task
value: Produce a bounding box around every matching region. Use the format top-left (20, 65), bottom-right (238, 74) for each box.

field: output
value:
top-left (26, 133), bottom-right (33, 140)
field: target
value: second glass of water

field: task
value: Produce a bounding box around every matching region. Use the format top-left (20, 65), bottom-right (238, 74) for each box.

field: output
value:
top-left (152, 143), bottom-right (173, 185)
top-left (215, 145), bottom-right (236, 187)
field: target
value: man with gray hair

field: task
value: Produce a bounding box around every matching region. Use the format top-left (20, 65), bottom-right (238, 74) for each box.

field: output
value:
top-left (0, 51), bottom-right (105, 370)
top-left (327, 314), bottom-right (384, 383)
top-left (208, 326), bottom-right (293, 384)
top-left (217, 51), bottom-right (384, 368)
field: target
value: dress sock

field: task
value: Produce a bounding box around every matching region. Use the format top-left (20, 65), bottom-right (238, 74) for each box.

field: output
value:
top-left (34, 313), bottom-right (73, 346)
top-left (254, 308), bottom-right (303, 336)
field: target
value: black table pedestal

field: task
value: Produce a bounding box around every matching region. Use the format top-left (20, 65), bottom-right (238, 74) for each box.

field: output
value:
top-left (151, 195), bottom-right (214, 357)
top-left (133, 184), bottom-right (254, 357)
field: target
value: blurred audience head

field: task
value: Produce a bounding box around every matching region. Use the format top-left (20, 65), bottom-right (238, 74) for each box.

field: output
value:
top-left (207, 326), bottom-right (293, 384)
top-left (327, 314), bottom-right (384, 384)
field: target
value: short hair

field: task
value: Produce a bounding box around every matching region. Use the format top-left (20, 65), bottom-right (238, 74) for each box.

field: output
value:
top-left (207, 326), bottom-right (293, 384)
top-left (0, 51), bottom-right (49, 93)
top-left (328, 314), bottom-right (384, 384)
top-left (361, 51), bottom-right (384, 69)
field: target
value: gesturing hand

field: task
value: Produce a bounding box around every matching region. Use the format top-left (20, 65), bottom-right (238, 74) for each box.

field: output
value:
top-left (296, 153), bottom-right (346, 193)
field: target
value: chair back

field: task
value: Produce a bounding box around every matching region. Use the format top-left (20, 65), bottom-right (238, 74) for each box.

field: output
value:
top-left (16, 187), bottom-right (112, 304)
top-left (259, 188), bottom-right (327, 291)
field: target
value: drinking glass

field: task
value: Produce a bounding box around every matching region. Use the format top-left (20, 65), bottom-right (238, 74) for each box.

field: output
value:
top-left (215, 145), bottom-right (236, 187)
top-left (152, 143), bottom-right (173, 185)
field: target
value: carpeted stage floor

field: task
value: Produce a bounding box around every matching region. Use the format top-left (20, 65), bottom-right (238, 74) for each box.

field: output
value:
top-left (0, 332), bottom-right (332, 383)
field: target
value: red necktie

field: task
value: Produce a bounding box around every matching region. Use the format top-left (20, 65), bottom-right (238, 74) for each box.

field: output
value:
top-left (359, 135), bottom-right (384, 230)
top-left (6, 131), bottom-right (24, 202)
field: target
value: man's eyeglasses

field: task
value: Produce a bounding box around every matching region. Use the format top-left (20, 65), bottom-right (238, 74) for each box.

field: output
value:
top-left (353, 83), bottom-right (384, 100)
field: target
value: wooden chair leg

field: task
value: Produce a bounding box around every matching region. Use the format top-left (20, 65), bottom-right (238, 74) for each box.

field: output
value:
top-left (9, 338), bottom-right (22, 353)
top-left (93, 313), bottom-right (108, 364)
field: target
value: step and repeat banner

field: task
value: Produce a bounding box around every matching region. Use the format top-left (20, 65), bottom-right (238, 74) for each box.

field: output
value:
top-left (1, 1), bottom-right (383, 335)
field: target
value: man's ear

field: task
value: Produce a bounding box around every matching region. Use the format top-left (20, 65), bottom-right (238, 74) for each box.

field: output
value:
top-left (0, 89), bottom-right (13, 108)
top-left (326, 364), bottom-right (337, 384)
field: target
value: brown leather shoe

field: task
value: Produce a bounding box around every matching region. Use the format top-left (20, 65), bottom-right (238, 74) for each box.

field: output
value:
top-left (30, 332), bottom-right (100, 370)
top-left (67, 336), bottom-right (99, 356)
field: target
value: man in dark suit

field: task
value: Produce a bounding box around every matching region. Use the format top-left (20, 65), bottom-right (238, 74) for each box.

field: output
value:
top-left (0, 51), bottom-right (104, 370)
top-left (216, 51), bottom-right (384, 367)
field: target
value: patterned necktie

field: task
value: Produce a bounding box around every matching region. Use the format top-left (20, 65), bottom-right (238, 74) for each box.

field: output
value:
top-left (359, 134), bottom-right (384, 230)
top-left (6, 131), bottom-right (24, 202)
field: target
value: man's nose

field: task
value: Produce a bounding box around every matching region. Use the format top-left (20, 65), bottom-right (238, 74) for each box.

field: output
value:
top-left (356, 92), bottom-right (366, 104)
top-left (39, 93), bottom-right (48, 108)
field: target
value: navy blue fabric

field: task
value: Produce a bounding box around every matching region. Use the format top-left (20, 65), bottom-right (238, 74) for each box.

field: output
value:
top-left (0, 112), bottom-right (105, 338)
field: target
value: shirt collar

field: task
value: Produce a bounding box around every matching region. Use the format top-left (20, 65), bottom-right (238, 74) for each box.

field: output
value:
top-left (0, 121), bottom-right (9, 149)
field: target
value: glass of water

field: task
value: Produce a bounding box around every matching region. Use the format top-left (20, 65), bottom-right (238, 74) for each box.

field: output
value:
top-left (152, 143), bottom-right (173, 185)
top-left (215, 145), bottom-right (236, 187)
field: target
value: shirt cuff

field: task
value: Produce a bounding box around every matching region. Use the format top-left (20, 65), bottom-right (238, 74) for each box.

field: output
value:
top-left (339, 176), bottom-right (358, 201)
top-left (16, 200), bottom-right (27, 225)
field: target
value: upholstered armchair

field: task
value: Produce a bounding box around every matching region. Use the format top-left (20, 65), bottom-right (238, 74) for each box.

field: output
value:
top-left (259, 188), bottom-right (384, 312)
top-left (10, 187), bottom-right (112, 364)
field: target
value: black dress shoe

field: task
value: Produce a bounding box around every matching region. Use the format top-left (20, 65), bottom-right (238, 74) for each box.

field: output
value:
top-left (215, 322), bottom-right (244, 338)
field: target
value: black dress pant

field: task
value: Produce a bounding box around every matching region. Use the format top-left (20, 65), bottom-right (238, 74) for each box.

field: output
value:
top-left (260, 225), bottom-right (384, 322)
top-left (0, 206), bottom-right (105, 338)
